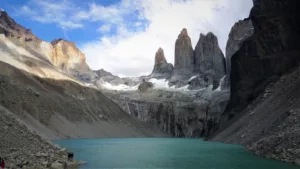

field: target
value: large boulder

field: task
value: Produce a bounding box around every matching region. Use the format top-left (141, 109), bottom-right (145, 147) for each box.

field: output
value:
top-left (0, 11), bottom-right (39, 41)
top-left (138, 81), bottom-right (154, 92)
top-left (194, 32), bottom-right (226, 89)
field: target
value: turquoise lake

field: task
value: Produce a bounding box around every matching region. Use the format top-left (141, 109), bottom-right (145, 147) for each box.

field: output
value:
top-left (54, 138), bottom-right (299, 169)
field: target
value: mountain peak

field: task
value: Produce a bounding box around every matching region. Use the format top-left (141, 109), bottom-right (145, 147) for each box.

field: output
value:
top-left (174, 28), bottom-right (194, 70)
top-left (0, 10), bottom-right (39, 41)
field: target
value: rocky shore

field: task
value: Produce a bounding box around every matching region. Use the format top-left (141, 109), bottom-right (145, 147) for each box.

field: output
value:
top-left (0, 106), bottom-right (85, 169)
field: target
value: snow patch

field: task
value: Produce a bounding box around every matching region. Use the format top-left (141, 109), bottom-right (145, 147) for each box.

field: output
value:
top-left (189, 75), bottom-right (198, 81)
top-left (94, 73), bottom-right (99, 78)
top-left (215, 75), bottom-right (226, 91)
top-left (149, 78), bottom-right (191, 92)
top-left (149, 78), bottom-right (170, 89)
top-left (101, 81), bottom-right (138, 91)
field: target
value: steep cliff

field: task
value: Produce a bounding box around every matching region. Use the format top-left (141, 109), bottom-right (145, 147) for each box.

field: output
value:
top-left (224, 19), bottom-right (254, 89)
top-left (51, 39), bottom-right (96, 82)
top-left (211, 0), bottom-right (300, 163)
top-left (106, 89), bottom-right (229, 138)
top-left (151, 48), bottom-right (173, 78)
top-left (169, 28), bottom-right (195, 87)
top-left (0, 11), bottom-right (39, 42)
top-left (193, 32), bottom-right (226, 89)
top-left (226, 0), bottom-right (300, 117)
top-left (174, 28), bottom-right (194, 73)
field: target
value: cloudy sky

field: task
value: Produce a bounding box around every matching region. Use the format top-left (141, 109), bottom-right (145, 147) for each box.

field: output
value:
top-left (1, 0), bottom-right (253, 77)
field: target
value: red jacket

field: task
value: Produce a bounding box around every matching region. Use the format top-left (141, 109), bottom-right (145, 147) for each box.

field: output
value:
top-left (0, 159), bottom-right (4, 168)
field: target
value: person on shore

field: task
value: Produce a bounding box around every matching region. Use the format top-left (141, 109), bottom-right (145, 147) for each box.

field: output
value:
top-left (0, 157), bottom-right (5, 169)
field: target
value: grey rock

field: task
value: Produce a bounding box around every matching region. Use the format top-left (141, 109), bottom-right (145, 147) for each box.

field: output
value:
top-left (194, 32), bottom-right (226, 89)
top-left (108, 89), bottom-right (229, 138)
top-left (174, 28), bottom-right (194, 72)
top-left (295, 159), bottom-right (300, 166)
top-left (94, 69), bottom-right (141, 87)
top-left (224, 0), bottom-right (300, 117)
top-left (224, 19), bottom-right (254, 89)
top-left (51, 161), bottom-right (65, 169)
top-left (138, 81), bottom-right (154, 92)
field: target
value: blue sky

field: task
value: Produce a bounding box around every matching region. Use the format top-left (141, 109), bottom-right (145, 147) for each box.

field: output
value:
top-left (1, 0), bottom-right (253, 77)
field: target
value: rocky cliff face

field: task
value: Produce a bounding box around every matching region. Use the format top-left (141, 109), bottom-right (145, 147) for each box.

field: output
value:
top-left (51, 39), bottom-right (96, 82)
top-left (0, 11), bottom-right (39, 42)
top-left (0, 11), bottom-right (165, 142)
top-left (194, 32), bottom-right (226, 89)
top-left (210, 0), bottom-right (300, 164)
top-left (226, 0), bottom-right (300, 115)
top-left (174, 28), bottom-right (194, 73)
top-left (224, 19), bottom-right (254, 89)
top-left (151, 48), bottom-right (173, 78)
top-left (106, 89), bottom-right (229, 138)
top-left (1, 10), bottom-right (96, 83)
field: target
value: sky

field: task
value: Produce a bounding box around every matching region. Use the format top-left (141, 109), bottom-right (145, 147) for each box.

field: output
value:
top-left (1, 0), bottom-right (253, 77)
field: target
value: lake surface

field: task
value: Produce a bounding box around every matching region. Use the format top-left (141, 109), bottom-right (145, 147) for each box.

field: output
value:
top-left (54, 138), bottom-right (299, 169)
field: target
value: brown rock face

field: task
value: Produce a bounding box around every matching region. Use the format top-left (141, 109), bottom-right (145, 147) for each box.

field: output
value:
top-left (225, 0), bottom-right (300, 118)
top-left (155, 48), bottom-right (167, 65)
top-left (50, 38), bottom-right (95, 81)
top-left (174, 28), bottom-right (194, 71)
top-left (51, 39), bottom-right (87, 71)
top-left (152, 48), bottom-right (173, 76)
top-left (0, 11), bottom-right (39, 41)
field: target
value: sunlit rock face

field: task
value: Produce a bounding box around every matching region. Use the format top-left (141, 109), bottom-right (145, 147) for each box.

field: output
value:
top-left (194, 32), bottom-right (226, 89)
top-left (174, 28), bottom-right (194, 73)
top-left (51, 39), bottom-right (96, 82)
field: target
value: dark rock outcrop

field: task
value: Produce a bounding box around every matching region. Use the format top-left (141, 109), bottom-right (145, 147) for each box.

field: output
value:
top-left (174, 28), bottom-right (194, 73)
top-left (194, 32), bottom-right (226, 89)
top-left (0, 11), bottom-right (39, 41)
top-left (151, 48), bottom-right (173, 78)
top-left (226, 0), bottom-right (300, 117)
top-left (138, 81), bottom-right (154, 92)
top-left (224, 19), bottom-right (254, 89)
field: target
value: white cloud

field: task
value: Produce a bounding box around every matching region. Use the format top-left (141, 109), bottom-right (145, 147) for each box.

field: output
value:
top-left (16, 0), bottom-right (253, 77)
top-left (97, 25), bottom-right (111, 33)
top-left (81, 0), bottom-right (253, 77)
top-left (18, 0), bottom-right (83, 30)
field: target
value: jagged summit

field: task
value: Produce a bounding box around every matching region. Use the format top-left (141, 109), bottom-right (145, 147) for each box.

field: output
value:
top-left (178, 28), bottom-right (188, 38)
top-left (174, 28), bottom-right (194, 71)
top-left (151, 47), bottom-right (173, 78)
top-left (0, 10), bottom-right (39, 41)
top-left (155, 47), bottom-right (167, 64)
top-left (51, 38), bottom-right (71, 45)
